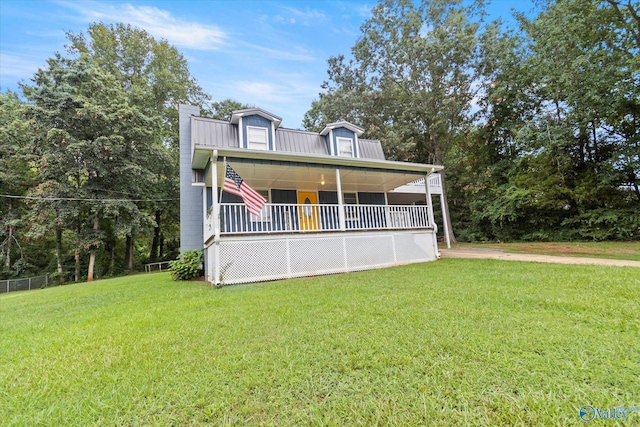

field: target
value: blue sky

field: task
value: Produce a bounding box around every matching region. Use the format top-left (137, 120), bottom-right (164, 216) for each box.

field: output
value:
top-left (0, 0), bottom-right (536, 128)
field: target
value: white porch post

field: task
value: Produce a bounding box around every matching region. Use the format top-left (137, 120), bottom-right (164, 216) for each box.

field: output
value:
top-left (211, 151), bottom-right (221, 286)
top-left (440, 192), bottom-right (451, 249)
top-left (425, 170), bottom-right (440, 257)
top-left (336, 168), bottom-right (346, 231)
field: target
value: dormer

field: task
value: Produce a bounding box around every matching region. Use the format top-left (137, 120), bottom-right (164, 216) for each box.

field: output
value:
top-left (231, 108), bottom-right (282, 151)
top-left (320, 121), bottom-right (364, 158)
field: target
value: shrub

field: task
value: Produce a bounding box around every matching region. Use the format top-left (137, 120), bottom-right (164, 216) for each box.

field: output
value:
top-left (169, 250), bottom-right (203, 281)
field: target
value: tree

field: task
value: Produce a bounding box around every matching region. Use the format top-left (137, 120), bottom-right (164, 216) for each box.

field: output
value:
top-left (0, 92), bottom-right (35, 277)
top-left (66, 23), bottom-right (211, 265)
top-left (306, 0), bottom-right (503, 242)
top-left (454, 0), bottom-right (640, 241)
top-left (205, 99), bottom-right (252, 121)
top-left (509, 0), bottom-right (640, 239)
top-left (22, 53), bottom-right (163, 281)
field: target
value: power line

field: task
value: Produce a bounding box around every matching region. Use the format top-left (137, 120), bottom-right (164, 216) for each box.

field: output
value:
top-left (0, 194), bottom-right (178, 203)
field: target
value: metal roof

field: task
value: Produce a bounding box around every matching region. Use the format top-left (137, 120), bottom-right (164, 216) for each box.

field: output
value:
top-left (189, 115), bottom-right (387, 161)
top-left (275, 128), bottom-right (328, 155)
top-left (358, 139), bottom-right (385, 160)
top-left (191, 116), bottom-right (239, 148)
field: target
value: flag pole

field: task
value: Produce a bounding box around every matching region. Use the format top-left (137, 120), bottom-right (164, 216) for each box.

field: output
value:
top-left (218, 157), bottom-right (226, 203)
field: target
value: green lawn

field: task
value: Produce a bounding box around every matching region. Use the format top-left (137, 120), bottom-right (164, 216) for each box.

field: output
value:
top-left (455, 241), bottom-right (640, 261)
top-left (1, 260), bottom-right (638, 426)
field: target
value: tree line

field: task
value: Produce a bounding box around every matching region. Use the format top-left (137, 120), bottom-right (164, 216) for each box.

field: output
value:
top-left (304, 0), bottom-right (639, 242)
top-left (0, 23), bottom-right (246, 281)
top-left (2, 0), bottom-right (639, 281)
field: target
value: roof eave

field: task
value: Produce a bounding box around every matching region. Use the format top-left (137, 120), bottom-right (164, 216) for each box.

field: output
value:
top-left (192, 145), bottom-right (444, 174)
top-left (230, 108), bottom-right (283, 128)
top-left (319, 121), bottom-right (365, 136)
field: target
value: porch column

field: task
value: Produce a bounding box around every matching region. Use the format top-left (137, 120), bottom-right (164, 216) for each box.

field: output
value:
top-left (424, 173), bottom-right (436, 230)
top-left (211, 151), bottom-right (221, 286)
top-left (336, 168), bottom-right (346, 231)
top-left (424, 171), bottom-right (440, 256)
top-left (440, 192), bottom-right (451, 249)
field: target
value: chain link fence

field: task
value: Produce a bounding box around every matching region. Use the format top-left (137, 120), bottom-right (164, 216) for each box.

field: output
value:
top-left (0, 275), bottom-right (50, 294)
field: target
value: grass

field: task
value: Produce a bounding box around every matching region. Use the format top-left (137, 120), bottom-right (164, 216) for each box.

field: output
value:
top-left (1, 260), bottom-right (639, 426)
top-left (455, 241), bottom-right (640, 262)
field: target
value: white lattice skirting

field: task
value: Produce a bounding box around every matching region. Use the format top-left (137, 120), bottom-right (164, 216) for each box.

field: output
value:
top-left (207, 229), bottom-right (438, 285)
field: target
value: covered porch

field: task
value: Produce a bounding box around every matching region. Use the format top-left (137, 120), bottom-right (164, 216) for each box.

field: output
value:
top-left (192, 147), bottom-right (444, 285)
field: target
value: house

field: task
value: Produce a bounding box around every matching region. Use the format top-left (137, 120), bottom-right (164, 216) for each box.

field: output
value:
top-left (179, 104), bottom-right (449, 285)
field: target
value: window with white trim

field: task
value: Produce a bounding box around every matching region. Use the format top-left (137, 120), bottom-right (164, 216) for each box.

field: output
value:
top-left (337, 137), bottom-right (354, 157)
top-left (247, 126), bottom-right (268, 150)
top-left (343, 192), bottom-right (359, 223)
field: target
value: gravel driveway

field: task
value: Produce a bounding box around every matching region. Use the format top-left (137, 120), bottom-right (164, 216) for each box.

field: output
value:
top-left (439, 247), bottom-right (640, 268)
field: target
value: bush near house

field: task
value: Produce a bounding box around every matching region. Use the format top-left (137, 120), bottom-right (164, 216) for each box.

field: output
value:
top-left (169, 249), bottom-right (203, 280)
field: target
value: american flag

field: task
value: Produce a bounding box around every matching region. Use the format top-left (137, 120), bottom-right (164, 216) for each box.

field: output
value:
top-left (223, 163), bottom-right (267, 216)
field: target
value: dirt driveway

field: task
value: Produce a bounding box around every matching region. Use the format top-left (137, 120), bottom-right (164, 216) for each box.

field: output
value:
top-left (439, 247), bottom-right (640, 268)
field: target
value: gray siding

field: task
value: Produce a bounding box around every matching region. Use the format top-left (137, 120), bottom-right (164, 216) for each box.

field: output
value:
top-left (192, 116), bottom-right (239, 148)
top-left (358, 139), bottom-right (385, 160)
top-left (179, 104), bottom-right (204, 252)
top-left (276, 128), bottom-right (328, 155)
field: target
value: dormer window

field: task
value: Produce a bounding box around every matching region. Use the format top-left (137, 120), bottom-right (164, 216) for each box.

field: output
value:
top-left (247, 126), bottom-right (268, 150)
top-left (337, 137), bottom-right (354, 157)
top-left (320, 121), bottom-right (364, 158)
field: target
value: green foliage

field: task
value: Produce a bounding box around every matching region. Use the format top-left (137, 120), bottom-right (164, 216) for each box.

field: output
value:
top-left (169, 249), bottom-right (203, 281)
top-left (0, 91), bottom-right (38, 278)
top-left (562, 207), bottom-right (640, 241)
top-left (0, 22), bottom-right (214, 281)
top-left (204, 99), bottom-right (251, 121)
top-left (307, 0), bottom-right (639, 243)
top-left (1, 261), bottom-right (638, 425)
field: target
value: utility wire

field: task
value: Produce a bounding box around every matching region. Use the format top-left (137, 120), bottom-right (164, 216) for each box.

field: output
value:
top-left (0, 194), bottom-right (178, 202)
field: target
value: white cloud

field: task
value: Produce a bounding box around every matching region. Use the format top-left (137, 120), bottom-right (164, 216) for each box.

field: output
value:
top-left (54, 1), bottom-right (227, 50)
top-left (354, 4), bottom-right (373, 18)
top-left (0, 52), bottom-right (41, 81)
top-left (276, 6), bottom-right (326, 25)
top-left (234, 81), bottom-right (289, 104)
top-left (241, 42), bottom-right (315, 62)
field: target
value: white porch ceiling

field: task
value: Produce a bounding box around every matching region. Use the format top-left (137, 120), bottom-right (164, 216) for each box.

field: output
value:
top-left (210, 161), bottom-right (427, 193)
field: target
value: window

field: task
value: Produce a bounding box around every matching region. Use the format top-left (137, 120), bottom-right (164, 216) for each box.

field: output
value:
top-left (343, 193), bottom-right (359, 223)
top-left (247, 126), bottom-right (268, 150)
top-left (343, 193), bottom-right (357, 204)
top-left (337, 137), bottom-right (353, 157)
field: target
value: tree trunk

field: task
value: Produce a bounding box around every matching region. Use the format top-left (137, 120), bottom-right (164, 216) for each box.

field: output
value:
top-left (5, 199), bottom-right (12, 269)
top-left (87, 212), bottom-right (99, 282)
top-left (5, 225), bottom-right (12, 270)
top-left (55, 227), bottom-right (63, 282)
top-left (75, 226), bottom-right (81, 282)
top-left (150, 209), bottom-right (161, 262)
top-left (126, 234), bottom-right (134, 272)
top-left (159, 233), bottom-right (164, 260)
top-left (110, 243), bottom-right (116, 276)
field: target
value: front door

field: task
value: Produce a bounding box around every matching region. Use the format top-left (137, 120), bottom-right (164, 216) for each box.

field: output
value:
top-left (297, 191), bottom-right (319, 231)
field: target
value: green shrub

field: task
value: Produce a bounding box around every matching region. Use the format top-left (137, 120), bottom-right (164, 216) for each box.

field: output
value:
top-left (169, 250), bottom-right (203, 281)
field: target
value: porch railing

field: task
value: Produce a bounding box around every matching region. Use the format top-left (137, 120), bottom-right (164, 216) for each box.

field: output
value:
top-left (207, 203), bottom-right (431, 236)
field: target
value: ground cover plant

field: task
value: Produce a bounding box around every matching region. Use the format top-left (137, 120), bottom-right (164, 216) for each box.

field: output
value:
top-left (1, 259), bottom-right (638, 426)
top-left (456, 241), bottom-right (640, 262)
